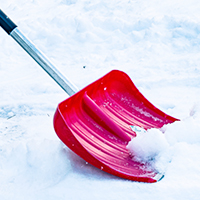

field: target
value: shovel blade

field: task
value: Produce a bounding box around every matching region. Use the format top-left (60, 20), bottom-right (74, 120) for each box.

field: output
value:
top-left (54, 70), bottom-right (177, 183)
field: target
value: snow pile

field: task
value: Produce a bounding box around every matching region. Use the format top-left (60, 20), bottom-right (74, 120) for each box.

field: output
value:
top-left (127, 127), bottom-right (169, 163)
top-left (127, 104), bottom-right (200, 174)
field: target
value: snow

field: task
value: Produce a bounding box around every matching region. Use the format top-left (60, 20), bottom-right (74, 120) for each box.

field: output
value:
top-left (1, 0), bottom-right (200, 199)
top-left (127, 127), bottom-right (169, 164)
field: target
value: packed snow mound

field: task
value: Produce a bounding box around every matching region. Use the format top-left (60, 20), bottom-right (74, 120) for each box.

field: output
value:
top-left (127, 107), bottom-right (200, 174)
top-left (127, 127), bottom-right (169, 163)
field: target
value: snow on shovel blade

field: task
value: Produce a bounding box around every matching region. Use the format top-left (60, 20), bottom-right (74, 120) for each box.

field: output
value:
top-left (54, 70), bottom-right (177, 183)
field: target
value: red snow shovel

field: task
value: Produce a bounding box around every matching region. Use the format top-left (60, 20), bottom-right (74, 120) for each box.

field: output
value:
top-left (0, 10), bottom-right (177, 183)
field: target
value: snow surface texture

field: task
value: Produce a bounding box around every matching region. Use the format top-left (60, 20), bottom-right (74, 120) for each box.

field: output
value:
top-left (1, 0), bottom-right (200, 199)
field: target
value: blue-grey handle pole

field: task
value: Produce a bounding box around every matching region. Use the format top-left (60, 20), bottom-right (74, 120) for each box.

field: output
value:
top-left (0, 9), bottom-right (78, 96)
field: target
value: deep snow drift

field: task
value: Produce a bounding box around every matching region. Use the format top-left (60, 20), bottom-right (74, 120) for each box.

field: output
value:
top-left (1, 0), bottom-right (200, 199)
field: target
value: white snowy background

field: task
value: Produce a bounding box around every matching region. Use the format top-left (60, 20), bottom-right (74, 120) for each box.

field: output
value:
top-left (1, 0), bottom-right (200, 199)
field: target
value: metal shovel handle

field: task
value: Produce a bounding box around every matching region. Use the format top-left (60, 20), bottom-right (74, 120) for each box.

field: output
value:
top-left (0, 9), bottom-right (78, 96)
